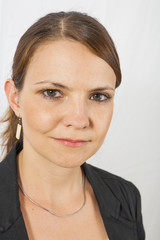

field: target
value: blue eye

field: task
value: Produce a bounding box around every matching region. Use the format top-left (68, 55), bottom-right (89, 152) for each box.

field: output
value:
top-left (90, 93), bottom-right (111, 102)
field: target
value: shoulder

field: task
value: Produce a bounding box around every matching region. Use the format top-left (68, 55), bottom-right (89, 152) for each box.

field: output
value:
top-left (0, 142), bottom-right (19, 195)
top-left (83, 163), bottom-right (145, 239)
top-left (86, 163), bottom-right (140, 195)
top-left (0, 158), bottom-right (10, 182)
top-left (84, 163), bottom-right (142, 221)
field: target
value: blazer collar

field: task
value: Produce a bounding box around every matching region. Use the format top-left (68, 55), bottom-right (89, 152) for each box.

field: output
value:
top-left (0, 140), bottom-right (120, 235)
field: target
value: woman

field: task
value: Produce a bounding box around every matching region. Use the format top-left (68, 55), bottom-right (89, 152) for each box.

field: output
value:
top-left (0, 11), bottom-right (145, 239)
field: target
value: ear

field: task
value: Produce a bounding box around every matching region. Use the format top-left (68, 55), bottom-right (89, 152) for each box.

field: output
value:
top-left (4, 78), bottom-right (21, 117)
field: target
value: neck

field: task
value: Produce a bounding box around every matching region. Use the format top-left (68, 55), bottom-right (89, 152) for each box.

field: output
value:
top-left (17, 143), bottom-right (84, 213)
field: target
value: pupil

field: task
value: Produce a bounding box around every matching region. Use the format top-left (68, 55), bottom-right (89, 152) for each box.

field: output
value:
top-left (95, 94), bottom-right (100, 99)
top-left (49, 90), bottom-right (55, 95)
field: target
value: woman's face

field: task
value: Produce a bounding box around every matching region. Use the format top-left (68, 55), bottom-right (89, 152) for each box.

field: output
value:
top-left (17, 40), bottom-right (116, 168)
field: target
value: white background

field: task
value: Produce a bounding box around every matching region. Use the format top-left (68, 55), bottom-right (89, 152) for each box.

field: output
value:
top-left (0, 0), bottom-right (160, 239)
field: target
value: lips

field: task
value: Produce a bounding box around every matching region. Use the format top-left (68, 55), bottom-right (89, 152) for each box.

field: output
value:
top-left (54, 138), bottom-right (88, 142)
top-left (52, 137), bottom-right (90, 147)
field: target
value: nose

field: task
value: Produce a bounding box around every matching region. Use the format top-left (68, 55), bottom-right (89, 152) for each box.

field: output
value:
top-left (62, 97), bottom-right (90, 129)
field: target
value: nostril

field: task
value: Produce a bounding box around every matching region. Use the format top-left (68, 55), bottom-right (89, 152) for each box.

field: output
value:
top-left (62, 101), bottom-right (90, 129)
top-left (63, 114), bottom-right (90, 129)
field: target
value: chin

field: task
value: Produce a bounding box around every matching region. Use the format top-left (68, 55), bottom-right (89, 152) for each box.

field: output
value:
top-left (55, 161), bottom-right (85, 169)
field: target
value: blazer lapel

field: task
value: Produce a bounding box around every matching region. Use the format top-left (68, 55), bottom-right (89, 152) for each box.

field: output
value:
top-left (1, 215), bottom-right (28, 240)
top-left (0, 141), bottom-right (28, 239)
top-left (82, 163), bottom-right (137, 240)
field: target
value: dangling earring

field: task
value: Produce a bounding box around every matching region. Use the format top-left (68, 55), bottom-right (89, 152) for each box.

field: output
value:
top-left (16, 118), bottom-right (22, 140)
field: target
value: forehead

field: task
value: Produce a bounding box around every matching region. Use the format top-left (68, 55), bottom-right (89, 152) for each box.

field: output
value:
top-left (24, 40), bottom-right (116, 88)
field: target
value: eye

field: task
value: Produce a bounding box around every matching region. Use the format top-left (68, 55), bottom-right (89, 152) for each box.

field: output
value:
top-left (40, 89), bottom-right (62, 99)
top-left (90, 93), bottom-right (111, 102)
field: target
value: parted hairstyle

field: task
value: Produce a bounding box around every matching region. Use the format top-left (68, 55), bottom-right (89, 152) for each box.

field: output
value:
top-left (0, 11), bottom-right (122, 157)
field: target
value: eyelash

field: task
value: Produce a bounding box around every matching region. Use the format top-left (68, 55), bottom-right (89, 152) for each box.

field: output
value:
top-left (39, 89), bottom-right (112, 103)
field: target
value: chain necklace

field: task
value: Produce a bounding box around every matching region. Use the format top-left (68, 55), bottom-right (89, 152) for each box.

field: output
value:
top-left (18, 171), bottom-right (86, 218)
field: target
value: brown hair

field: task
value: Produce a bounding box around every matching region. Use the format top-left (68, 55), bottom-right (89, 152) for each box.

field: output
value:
top-left (0, 11), bottom-right (122, 157)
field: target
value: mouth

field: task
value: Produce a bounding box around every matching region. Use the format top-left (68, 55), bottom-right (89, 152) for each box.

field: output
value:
top-left (52, 137), bottom-right (90, 148)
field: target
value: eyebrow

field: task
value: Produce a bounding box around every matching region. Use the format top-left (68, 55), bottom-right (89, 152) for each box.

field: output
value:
top-left (34, 80), bottom-right (115, 91)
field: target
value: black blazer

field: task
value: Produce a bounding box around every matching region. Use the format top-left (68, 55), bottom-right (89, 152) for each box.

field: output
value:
top-left (0, 141), bottom-right (145, 240)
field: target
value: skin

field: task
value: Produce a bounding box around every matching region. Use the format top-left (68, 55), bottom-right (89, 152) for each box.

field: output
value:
top-left (5, 39), bottom-right (116, 213)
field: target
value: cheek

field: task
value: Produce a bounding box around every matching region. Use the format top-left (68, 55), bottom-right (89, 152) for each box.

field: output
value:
top-left (88, 105), bottom-right (113, 158)
top-left (21, 98), bottom-right (58, 134)
top-left (95, 104), bottom-right (113, 140)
